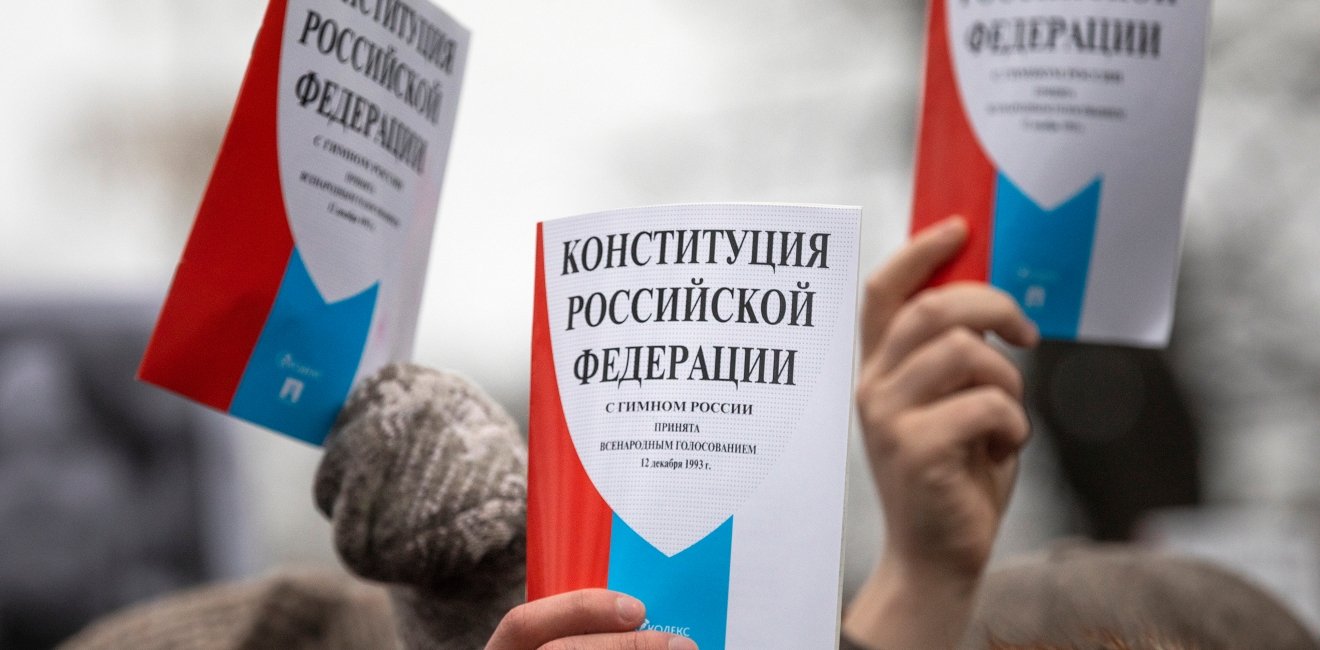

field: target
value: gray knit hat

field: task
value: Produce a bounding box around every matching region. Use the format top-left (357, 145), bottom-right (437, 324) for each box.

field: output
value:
top-left (62, 364), bottom-right (528, 650)
top-left (315, 364), bottom-right (528, 649)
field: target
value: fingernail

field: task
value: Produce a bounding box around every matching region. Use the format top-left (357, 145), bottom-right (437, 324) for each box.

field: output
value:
top-left (1026, 322), bottom-right (1041, 347)
top-left (615, 595), bottom-right (644, 623)
top-left (936, 216), bottom-right (968, 238)
top-left (669, 637), bottom-right (698, 650)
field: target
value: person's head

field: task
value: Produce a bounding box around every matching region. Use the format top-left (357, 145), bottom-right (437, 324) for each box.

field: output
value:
top-left (964, 545), bottom-right (1319, 650)
top-left (986, 630), bottom-right (1188, 650)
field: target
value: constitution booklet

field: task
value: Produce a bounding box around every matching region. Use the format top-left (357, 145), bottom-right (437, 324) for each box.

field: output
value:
top-left (528, 203), bottom-right (861, 649)
top-left (912, 0), bottom-right (1211, 346)
top-left (139, 0), bottom-right (468, 444)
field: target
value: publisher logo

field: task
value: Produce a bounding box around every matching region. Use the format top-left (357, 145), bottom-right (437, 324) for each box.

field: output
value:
top-left (279, 377), bottom-right (305, 404)
top-left (640, 619), bottom-right (692, 638)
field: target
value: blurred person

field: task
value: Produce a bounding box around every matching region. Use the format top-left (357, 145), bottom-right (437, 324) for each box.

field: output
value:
top-left (0, 298), bottom-right (246, 650)
top-left (965, 543), bottom-right (1319, 650)
top-left (1025, 338), bottom-right (1202, 542)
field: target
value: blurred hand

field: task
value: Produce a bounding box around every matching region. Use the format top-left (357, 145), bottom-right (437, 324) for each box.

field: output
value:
top-left (486, 590), bottom-right (697, 650)
top-left (844, 217), bottom-right (1038, 650)
top-left (316, 364), bottom-right (530, 649)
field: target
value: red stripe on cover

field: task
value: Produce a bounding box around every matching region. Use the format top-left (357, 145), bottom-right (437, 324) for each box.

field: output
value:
top-left (527, 224), bottom-right (613, 600)
top-left (139, 0), bottom-right (294, 410)
top-left (911, 0), bottom-right (995, 285)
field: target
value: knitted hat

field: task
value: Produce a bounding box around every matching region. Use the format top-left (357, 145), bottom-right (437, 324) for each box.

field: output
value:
top-left (316, 364), bottom-right (529, 649)
top-left (62, 364), bottom-right (529, 650)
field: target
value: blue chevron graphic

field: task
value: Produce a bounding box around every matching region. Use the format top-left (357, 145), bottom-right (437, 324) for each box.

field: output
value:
top-left (607, 515), bottom-right (733, 650)
top-left (990, 174), bottom-right (1102, 340)
top-left (230, 248), bottom-right (378, 444)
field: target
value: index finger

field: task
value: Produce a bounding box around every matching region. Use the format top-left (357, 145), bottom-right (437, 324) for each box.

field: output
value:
top-left (861, 217), bottom-right (968, 360)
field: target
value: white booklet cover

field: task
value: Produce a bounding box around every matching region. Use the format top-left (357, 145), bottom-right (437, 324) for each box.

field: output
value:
top-left (140, 0), bottom-right (468, 444)
top-left (528, 203), bottom-right (861, 649)
top-left (911, 0), bottom-right (1211, 347)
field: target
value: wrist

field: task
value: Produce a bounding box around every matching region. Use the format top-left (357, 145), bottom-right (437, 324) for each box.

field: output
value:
top-left (842, 553), bottom-right (981, 650)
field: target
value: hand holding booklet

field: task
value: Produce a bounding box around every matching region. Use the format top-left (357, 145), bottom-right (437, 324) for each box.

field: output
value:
top-left (528, 203), bottom-right (862, 649)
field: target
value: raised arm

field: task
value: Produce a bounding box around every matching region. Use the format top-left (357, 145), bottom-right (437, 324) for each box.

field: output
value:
top-left (844, 218), bottom-right (1038, 650)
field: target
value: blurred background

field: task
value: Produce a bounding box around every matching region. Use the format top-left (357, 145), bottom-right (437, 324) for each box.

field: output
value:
top-left (2, 0), bottom-right (1318, 646)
